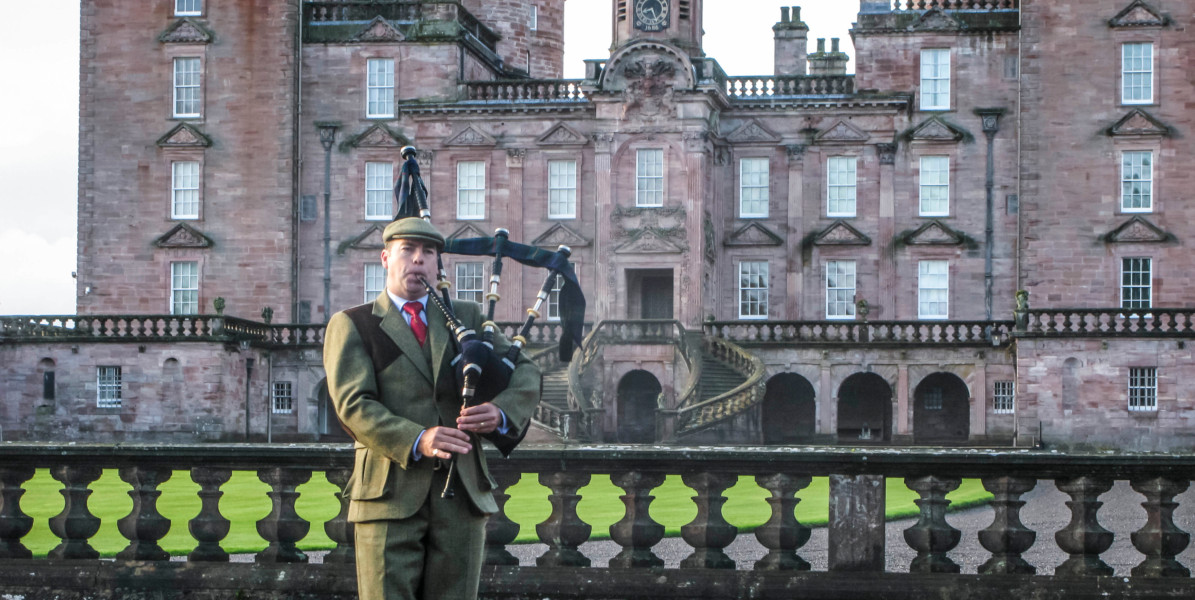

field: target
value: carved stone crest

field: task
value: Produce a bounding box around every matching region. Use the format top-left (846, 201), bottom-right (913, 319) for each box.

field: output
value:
top-left (620, 56), bottom-right (679, 119)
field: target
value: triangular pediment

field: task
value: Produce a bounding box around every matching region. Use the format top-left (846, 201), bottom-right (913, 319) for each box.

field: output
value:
top-left (1106, 109), bottom-right (1172, 138)
top-left (727, 120), bottom-right (781, 144)
top-left (1102, 216), bottom-right (1175, 244)
top-left (724, 222), bottom-right (783, 247)
top-left (447, 223), bottom-right (489, 241)
top-left (815, 120), bottom-right (870, 144)
top-left (904, 117), bottom-right (971, 143)
top-left (531, 222), bottom-right (591, 248)
top-left (352, 16), bottom-right (406, 42)
top-left (1109, 1), bottom-right (1170, 28)
top-left (537, 123), bottom-right (587, 146)
top-left (445, 126), bottom-right (496, 147)
top-left (156, 123), bottom-right (212, 148)
top-left (909, 9), bottom-right (962, 32)
top-left (159, 18), bottom-right (213, 44)
top-left (338, 224), bottom-right (386, 255)
top-left (614, 229), bottom-right (684, 254)
top-left (813, 221), bottom-right (871, 246)
top-left (154, 223), bottom-right (214, 249)
top-left (344, 123), bottom-right (411, 149)
top-left (900, 220), bottom-right (968, 246)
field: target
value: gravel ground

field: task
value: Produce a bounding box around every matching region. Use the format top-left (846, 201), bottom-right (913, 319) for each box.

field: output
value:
top-left (286, 480), bottom-right (1195, 575)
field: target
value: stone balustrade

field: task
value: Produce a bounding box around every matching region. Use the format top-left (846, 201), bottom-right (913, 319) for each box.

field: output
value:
top-left (725, 75), bottom-right (855, 98)
top-left (705, 319), bottom-right (1014, 346)
top-left (463, 80), bottom-right (587, 103)
top-left (0, 443), bottom-right (1192, 599)
top-left (892, 0), bottom-right (1019, 10)
top-left (1021, 308), bottom-right (1195, 337)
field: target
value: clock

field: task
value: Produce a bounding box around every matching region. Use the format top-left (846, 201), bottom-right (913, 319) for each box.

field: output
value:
top-left (634, 0), bottom-right (669, 33)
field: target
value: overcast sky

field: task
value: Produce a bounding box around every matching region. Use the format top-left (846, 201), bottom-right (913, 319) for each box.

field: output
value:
top-left (0, 0), bottom-right (856, 316)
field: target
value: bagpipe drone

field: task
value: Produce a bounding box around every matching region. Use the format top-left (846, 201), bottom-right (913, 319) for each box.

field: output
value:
top-left (393, 146), bottom-right (585, 498)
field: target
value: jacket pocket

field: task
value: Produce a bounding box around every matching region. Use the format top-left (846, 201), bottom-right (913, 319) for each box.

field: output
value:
top-left (352, 447), bottom-right (391, 501)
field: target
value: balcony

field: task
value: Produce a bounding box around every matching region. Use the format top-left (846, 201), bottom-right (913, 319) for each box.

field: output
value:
top-left (0, 443), bottom-right (1191, 599)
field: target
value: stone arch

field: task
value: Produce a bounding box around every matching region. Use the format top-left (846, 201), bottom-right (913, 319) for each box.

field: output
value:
top-left (616, 369), bottom-right (662, 443)
top-left (762, 373), bottom-right (816, 444)
top-left (913, 372), bottom-right (971, 444)
top-left (37, 357), bottom-right (57, 402)
top-left (837, 372), bottom-right (892, 443)
top-left (600, 40), bottom-right (697, 90)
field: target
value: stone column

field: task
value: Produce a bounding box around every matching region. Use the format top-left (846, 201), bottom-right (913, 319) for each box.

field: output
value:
top-left (786, 144), bottom-right (805, 319)
top-left (682, 131), bottom-right (711, 328)
top-left (592, 133), bottom-right (616, 320)
top-left (505, 148), bottom-right (527, 321)
top-left (876, 142), bottom-right (897, 319)
top-left (828, 474), bottom-right (885, 572)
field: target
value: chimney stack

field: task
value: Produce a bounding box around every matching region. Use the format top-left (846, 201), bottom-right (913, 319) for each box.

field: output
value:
top-left (773, 6), bottom-right (809, 76)
top-left (808, 37), bottom-right (850, 75)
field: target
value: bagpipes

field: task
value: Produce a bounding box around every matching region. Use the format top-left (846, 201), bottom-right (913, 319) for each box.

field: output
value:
top-left (394, 146), bottom-right (585, 498)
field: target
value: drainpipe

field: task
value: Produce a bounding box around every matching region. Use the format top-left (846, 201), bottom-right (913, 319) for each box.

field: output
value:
top-left (975, 108), bottom-right (1005, 321)
top-left (244, 355), bottom-right (255, 441)
top-left (316, 123), bottom-right (340, 323)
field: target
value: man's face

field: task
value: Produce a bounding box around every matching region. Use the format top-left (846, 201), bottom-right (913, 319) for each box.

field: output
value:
top-left (381, 238), bottom-right (439, 300)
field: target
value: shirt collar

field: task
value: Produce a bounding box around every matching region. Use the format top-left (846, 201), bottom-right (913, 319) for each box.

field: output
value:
top-left (387, 289), bottom-right (428, 313)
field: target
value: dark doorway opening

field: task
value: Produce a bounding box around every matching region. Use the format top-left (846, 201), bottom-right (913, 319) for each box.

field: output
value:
top-left (617, 369), bottom-right (661, 443)
top-left (913, 372), bottom-right (970, 444)
top-left (762, 373), bottom-right (817, 444)
top-left (627, 269), bottom-right (674, 319)
top-left (837, 373), bottom-right (892, 444)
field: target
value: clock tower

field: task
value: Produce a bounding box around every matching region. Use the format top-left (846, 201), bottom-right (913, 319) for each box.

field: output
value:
top-left (613, 0), bottom-right (704, 57)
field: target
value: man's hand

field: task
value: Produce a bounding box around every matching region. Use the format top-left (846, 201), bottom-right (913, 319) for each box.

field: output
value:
top-left (418, 426), bottom-right (472, 460)
top-left (457, 402), bottom-right (502, 434)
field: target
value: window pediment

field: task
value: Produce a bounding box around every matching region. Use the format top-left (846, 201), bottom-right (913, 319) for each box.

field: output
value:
top-left (445, 126), bottom-right (497, 147)
top-left (902, 117), bottom-right (972, 144)
top-left (727, 120), bottom-right (781, 144)
top-left (1101, 215), bottom-right (1176, 244)
top-left (815, 120), bottom-right (870, 144)
top-left (1106, 108), bottom-right (1172, 138)
top-left (158, 18), bottom-right (214, 44)
top-left (157, 123), bottom-right (212, 149)
top-left (154, 223), bottom-right (214, 249)
top-left (1109, 0), bottom-right (1171, 28)
top-left (344, 123), bottom-right (411, 149)
top-left (537, 123), bottom-right (587, 146)
top-left (532, 223), bottom-right (591, 248)
top-left (897, 220), bottom-right (977, 248)
top-left (352, 16), bottom-right (406, 42)
top-left (812, 221), bottom-right (871, 246)
top-left (338, 224), bottom-right (385, 255)
top-left (724, 222), bottom-right (783, 247)
top-left (446, 223), bottom-right (489, 241)
top-left (614, 229), bottom-right (685, 254)
top-left (908, 9), bottom-right (963, 32)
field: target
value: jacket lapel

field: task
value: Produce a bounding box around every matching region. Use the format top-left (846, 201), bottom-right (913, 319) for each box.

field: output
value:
top-left (427, 296), bottom-right (451, 389)
top-left (374, 292), bottom-right (434, 385)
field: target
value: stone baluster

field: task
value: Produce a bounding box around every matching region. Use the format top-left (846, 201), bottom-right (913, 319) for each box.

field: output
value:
top-left (608, 470), bottom-right (666, 568)
top-left (535, 471), bottom-right (591, 567)
top-left (903, 475), bottom-right (962, 573)
top-left (323, 468), bottom-right (355, 565)
top-left (1130, 477), bottom-right (1190, 577)
top-left (116, 466), bottom-right (172, 560)
top-left (680, 472), bottom-right (737, 569)
top-left (485, 470), bottom-right (522, 566)
top-left (188, 467), bottom-right (232, 561)
top-left (255, 467), bottom-right (312, 563)
top-left (978, 476), bottom-right (1037, 574)
top-left (753, 473), bottom-right (812, 571)
top-left (0, 466), bottom-right (35, 559)
top-left (1054, 476), bottom-right (1114, 576)
top-left (47, 465), bottom-right (103, 559)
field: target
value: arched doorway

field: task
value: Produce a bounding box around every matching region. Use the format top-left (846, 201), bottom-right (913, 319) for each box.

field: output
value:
top-left (617, 370), bottom-right (661, 443)
top-left (762, 373), bottom-right (816, 444)
top-left (913, 372), bottom-right (970, 444)
top-left (837, 373), bottom-right (892, 444)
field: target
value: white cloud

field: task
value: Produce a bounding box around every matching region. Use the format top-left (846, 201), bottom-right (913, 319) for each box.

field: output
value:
top-left (0, 230), bottom-right (76, 315)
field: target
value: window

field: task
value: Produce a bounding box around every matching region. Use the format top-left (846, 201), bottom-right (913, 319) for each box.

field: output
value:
top-left (365, 162), bottom-right (393, 220)
top-left (546, 262), bottom-right (576, 321)
top-left (919, 156), bottom-right (950, 216)
top-left (171, 161), bottom-right (200, 219)
top-left (636, 149), bottom-right (664, 207)
top-left (826, 260), bottom-right (856, 320)
top-left (1128, 367), bottom-right (1157, 411)
top-left (175, 0), bottom-right (202, 16)
top-left (530, 5), bottom-right (538, 30)
top-left (918, 260), bottom-right (949, 319)
top-left (739, 158), bottom-right (769, 218)
top-left (1122, 42), bottom-right (1153, 104)
top-left (920, 49), bottom-right (950, 110)
top-left (924, 388), bottom-right (943, 411)
top-left (456, 262), bottom-right (484, 303)
top-left (1121, 257), bottom-right (1152, 310)
top-left (994, 380), bottom-right (1015, 414)
top-left (173, 58), bottom-right (202, 118)
top-left (97, 366), bottom-right (122, 409)
top-left (364, 263), bottom-right (385, 304)
top-left (366, 58), bottom-right (395, 118)
top-left (457, 161), bottom-right (485, 219)
top-left (548, 159), bottom-right (577, 218)
top-left (170, 261), bottom-right (199, 315)
top-left (272, 381), bottom-right (294, 414)
top-left (1121, 151), bottom-right (1152, 212)
top-left (827, 156), bottom-right (857, 217)
top-left (738, 261), bottom-right (769, 319)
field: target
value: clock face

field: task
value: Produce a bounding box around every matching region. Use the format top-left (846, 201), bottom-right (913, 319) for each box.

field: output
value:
top-left (634, 0), bottom-right (669, 33)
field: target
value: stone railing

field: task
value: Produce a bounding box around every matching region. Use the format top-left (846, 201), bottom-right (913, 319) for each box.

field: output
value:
top-left (463, 79), bottom-right (587, 103)
top-left (705, 320), bottom-right (1014, 346)
top-left (1, 443), bottom-right (1192, 600)
top-left (303, 1), bottom-right (500, 51)
top-left (725, 75), bottom-right (855, 98)
top-left (891, 0), bottom-right (1018, 9)
top-left (1020, 308), bottom-right (1195, 337)
top-left (495, 320), bottom-right (589, 348)
top-left (674, 337), bottom-right (767, 437)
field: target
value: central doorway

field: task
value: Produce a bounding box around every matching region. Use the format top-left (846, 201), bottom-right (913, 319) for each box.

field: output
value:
top-left (627, 269), bottom-right (674, 319)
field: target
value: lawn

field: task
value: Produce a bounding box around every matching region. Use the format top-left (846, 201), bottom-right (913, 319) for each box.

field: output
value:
top-left (18, 469), bottom-right (992, 557)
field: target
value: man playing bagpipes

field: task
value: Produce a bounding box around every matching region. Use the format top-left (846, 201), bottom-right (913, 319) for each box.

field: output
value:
top-left (324, 147), bottom-right (584, 600)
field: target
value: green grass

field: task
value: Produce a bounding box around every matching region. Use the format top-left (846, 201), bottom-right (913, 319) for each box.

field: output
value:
top-left (19, 470), bottom-right (991, 556)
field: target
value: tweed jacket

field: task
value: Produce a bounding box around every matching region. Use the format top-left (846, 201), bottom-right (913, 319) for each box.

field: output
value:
top-left (323, 291), bottom-right (541, 522)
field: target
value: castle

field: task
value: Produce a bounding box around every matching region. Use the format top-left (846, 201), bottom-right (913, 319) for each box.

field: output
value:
top-left (2, 0), bottom-right (1193, 450)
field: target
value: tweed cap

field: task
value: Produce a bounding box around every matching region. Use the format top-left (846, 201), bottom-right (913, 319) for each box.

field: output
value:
top-left (382, 217), bottom-right (445, 248)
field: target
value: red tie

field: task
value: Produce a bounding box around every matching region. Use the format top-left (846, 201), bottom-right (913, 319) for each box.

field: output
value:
top-left (402, 301), bottom-right (427, 346)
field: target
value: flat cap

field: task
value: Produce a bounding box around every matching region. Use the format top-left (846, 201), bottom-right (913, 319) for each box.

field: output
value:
top-left (382, 217), bottom-right (445, 248)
